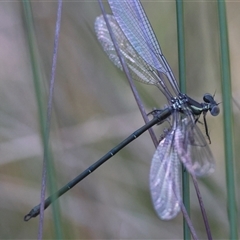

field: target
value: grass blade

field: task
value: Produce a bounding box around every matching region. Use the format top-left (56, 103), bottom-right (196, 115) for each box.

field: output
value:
top-left (217, 1), bottom-right (238, 238)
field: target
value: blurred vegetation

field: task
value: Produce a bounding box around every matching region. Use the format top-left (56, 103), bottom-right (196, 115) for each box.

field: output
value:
top-left (0, 1), bottom-right (239, 239)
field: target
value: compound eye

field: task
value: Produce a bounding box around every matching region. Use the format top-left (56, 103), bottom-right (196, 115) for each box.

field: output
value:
top-left (203, 93), bottom-right (214, 103)
top-left (210, 105), bottom-right (220, 116)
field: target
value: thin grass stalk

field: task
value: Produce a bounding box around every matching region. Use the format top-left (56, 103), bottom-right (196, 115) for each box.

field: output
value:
top-left (22, 1), bottom-right (62, 238)
top-left (217, 1), bottom-right (238, 239)
top-left (38, 1), bottom-right (63, 239)
top-left (176, 1), bottom-right (213, 239)
top-left (175, 2), bottom-right (191, 239)
top-left (97, 0), bottom-right (158, 147)
top-left (192, 176), bottom-right (212, 239)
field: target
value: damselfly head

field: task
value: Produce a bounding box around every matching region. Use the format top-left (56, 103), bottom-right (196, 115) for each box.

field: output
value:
top-left (203, 93), bottom-right (215, 103)
top-left (210, 104), bottom-right (220, 116)
top-left (203, 93), bottom-right (220, 116)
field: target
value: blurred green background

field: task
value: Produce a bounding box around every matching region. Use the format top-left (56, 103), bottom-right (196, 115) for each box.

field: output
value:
top-left (0, 1), bottom-right (239, 239)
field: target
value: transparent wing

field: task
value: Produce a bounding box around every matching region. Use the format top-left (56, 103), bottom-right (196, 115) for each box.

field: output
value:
top-left (108, 0), bottom-right (163, 72)
top-left (95, 15), bottom-right (175, 99)
top-left (150, 115), bottom-right (214, 219)
top-left (175, 118), bottom-right (215, 177)
top-left (108, 0), bottom-right (180, 95)
top-left (149, 130), bottom-right (181, 220)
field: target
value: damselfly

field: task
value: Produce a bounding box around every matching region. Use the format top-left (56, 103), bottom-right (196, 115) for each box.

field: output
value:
top-left (24, 0), bottom-right (219, 221)
top-left (94, 0), bottom-right (219, 220)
